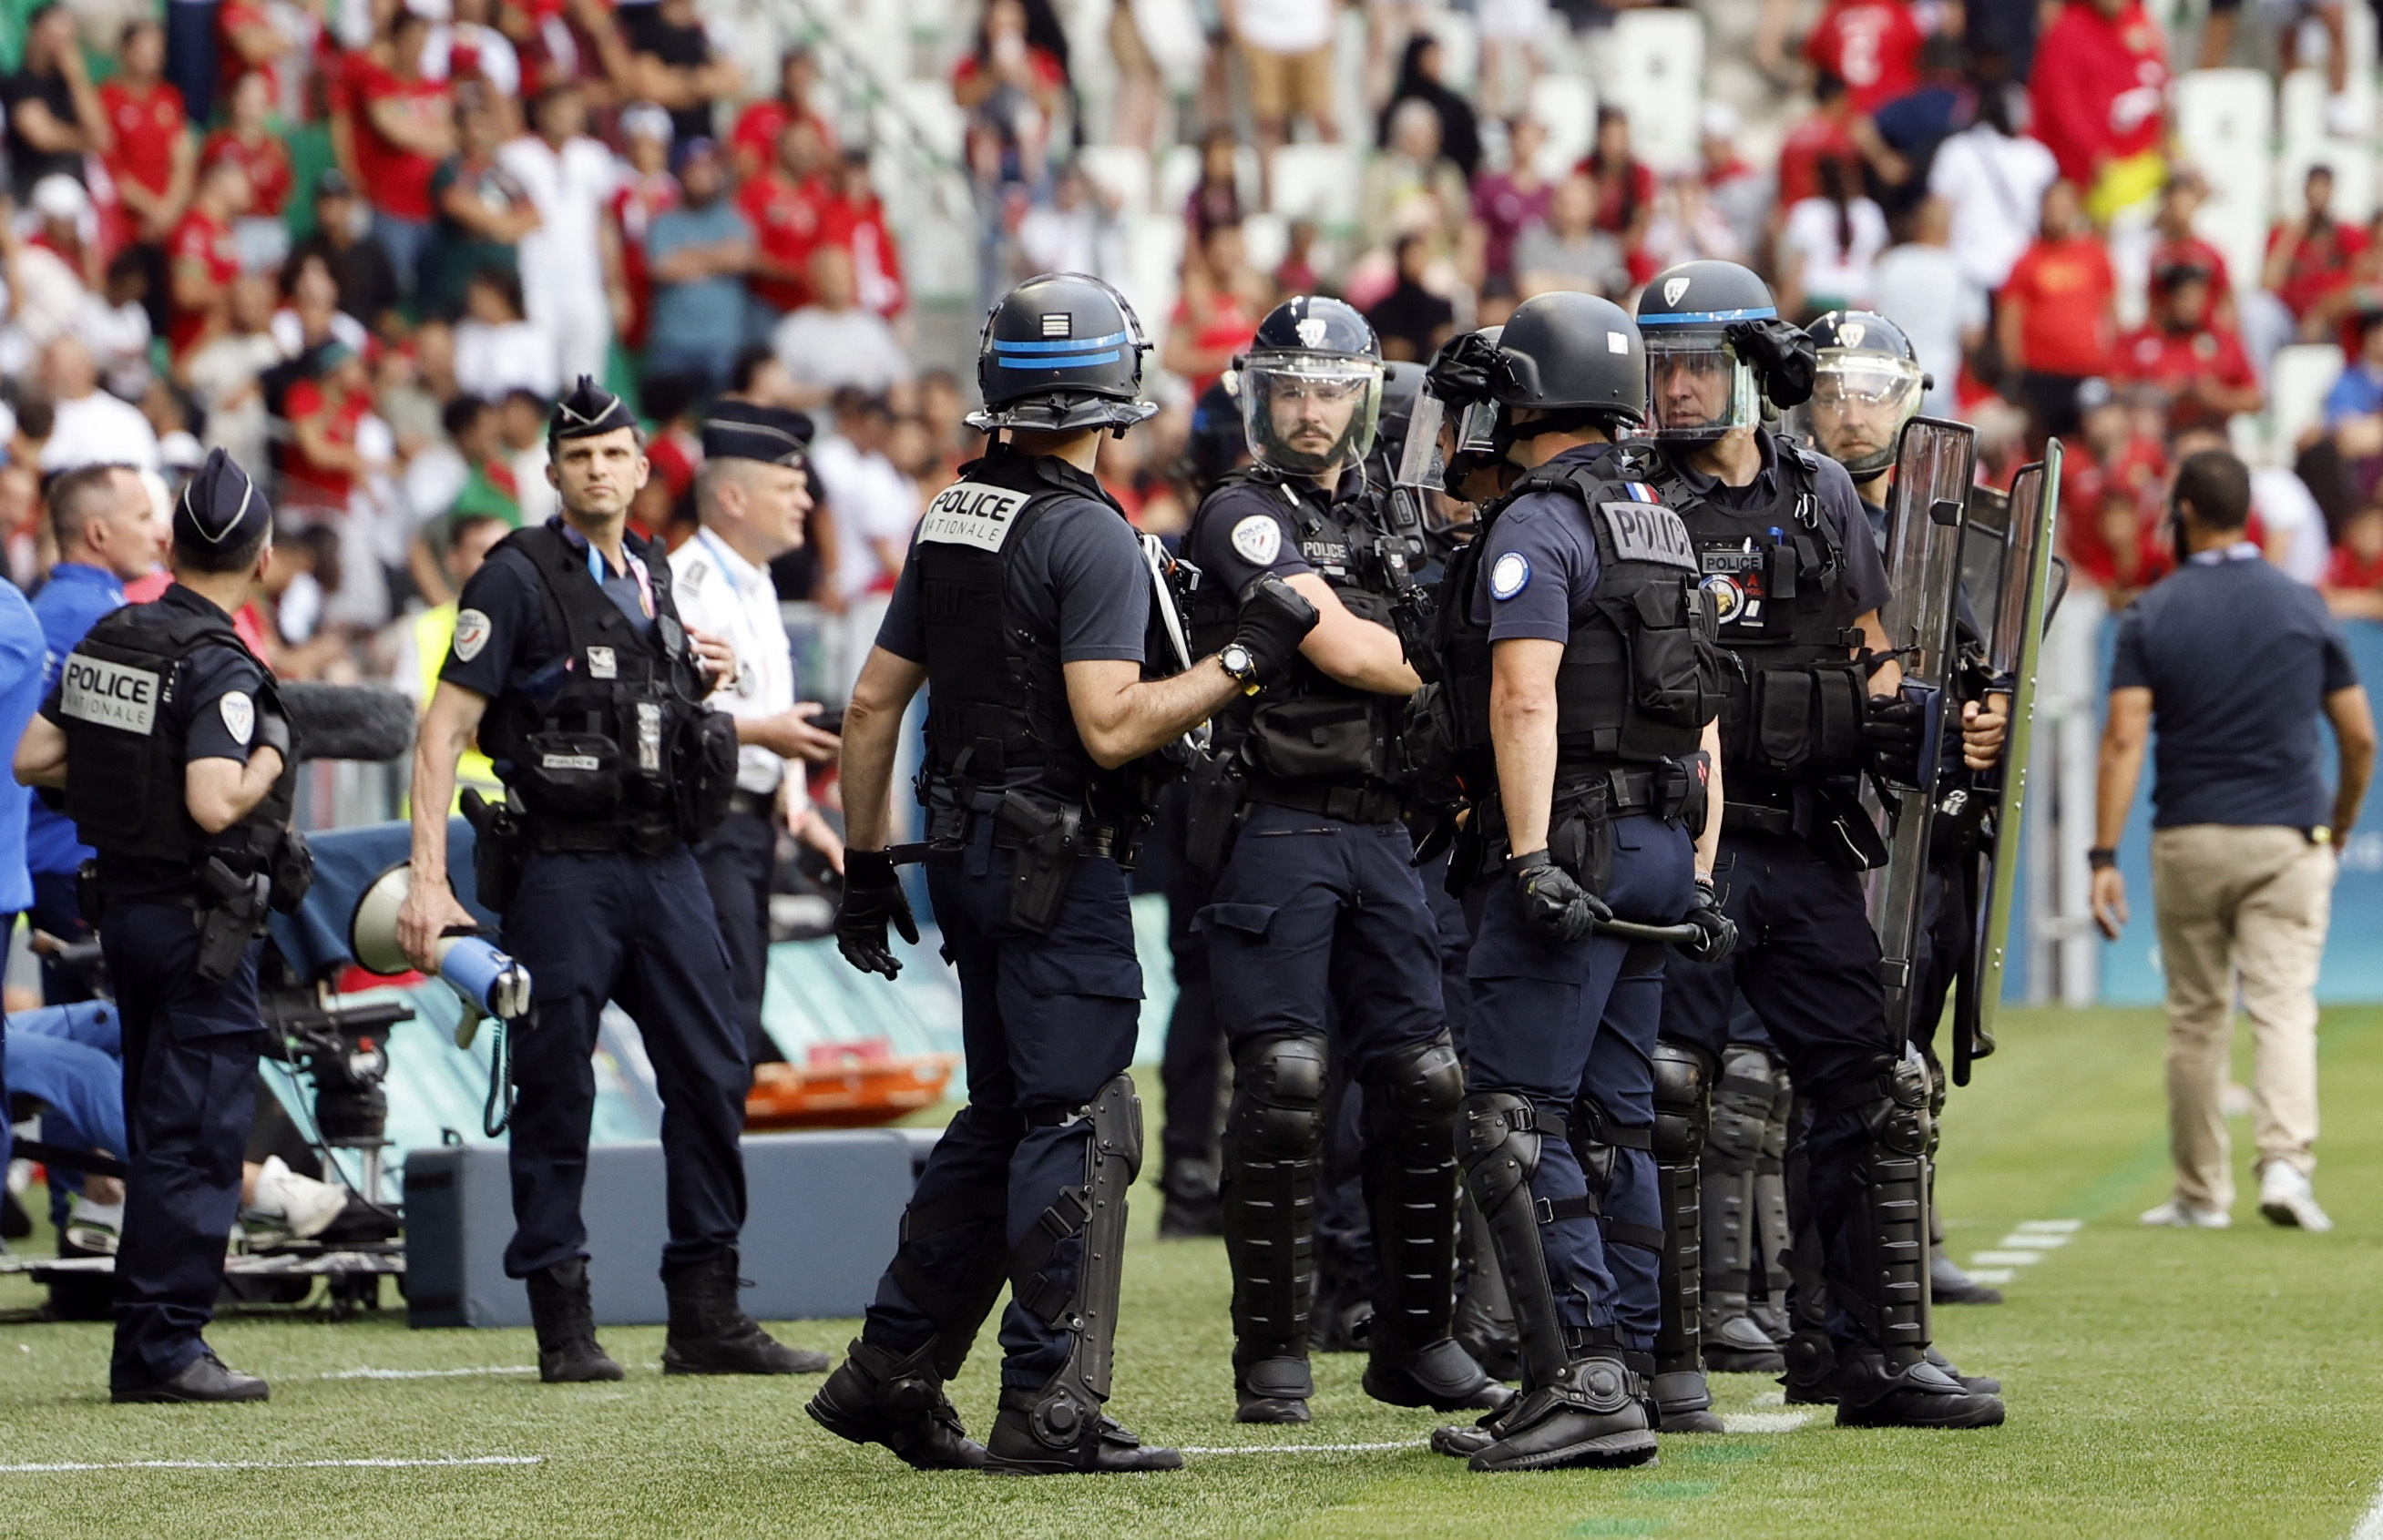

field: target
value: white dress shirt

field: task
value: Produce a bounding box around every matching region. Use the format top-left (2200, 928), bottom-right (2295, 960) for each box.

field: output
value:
top-left (669, 525), bottom-right (799, 798)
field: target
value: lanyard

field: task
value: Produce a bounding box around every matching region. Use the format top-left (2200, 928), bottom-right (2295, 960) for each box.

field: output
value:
top-left (582, 536), bottom-right (655, 617)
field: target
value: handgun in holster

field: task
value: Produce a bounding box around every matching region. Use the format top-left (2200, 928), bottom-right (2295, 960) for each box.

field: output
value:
top-left (195, 854), bottom-right (271, 982)
top-left (462, 788), bottom-right (527, 913)
top-left (1000, 791), bottom-right (1084, 934)
top-left (76, 858), bottom-right (104, 929)
top-left (1181, 749), bottom-right (1247, 875)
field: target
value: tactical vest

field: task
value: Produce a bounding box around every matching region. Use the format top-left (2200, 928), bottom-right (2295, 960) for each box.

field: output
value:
top-left (476, 525), bottom-right (731, 847)
top-left (913, 450), bottom-right (1178, 826)
top-left (56, 600), bottom-right (296, 887)
top-left (1187, 469), bottom-right (1406, 796)
top-left (1646, 434), bottom-right (1868, 784)
top-left (1433, 448), bottom-right (1722, 793)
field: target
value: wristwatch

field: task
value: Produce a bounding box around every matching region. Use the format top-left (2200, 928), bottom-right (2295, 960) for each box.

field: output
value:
top-left (1219, 642), bottom-right (1260, 693)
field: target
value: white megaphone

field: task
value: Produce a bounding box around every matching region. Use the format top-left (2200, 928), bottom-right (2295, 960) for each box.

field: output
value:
top-left (352, 862), bottom-right (532, 1048)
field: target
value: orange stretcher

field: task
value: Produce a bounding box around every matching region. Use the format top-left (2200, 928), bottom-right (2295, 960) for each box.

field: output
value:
top-left (744, 1039), bottom-right (956, 1130)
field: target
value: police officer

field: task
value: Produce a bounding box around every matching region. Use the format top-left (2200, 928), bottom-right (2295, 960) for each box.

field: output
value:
top-left (13, 451), bottom-right (302, 1402)
top-left (1797, 310), bottom-right (2010, 1309)
top-left (1634, 261), bottom-right (2004, 1427)
top-left (398, 377), bottom-right (814, 1383)
top-left (668, 401), bottom-right (843, 1073)
top-left (1181, 300), bottom-right (1502, 1425)
top-left (809, 274), bottom-right (1320, 1475)
top-left (1419, 292), bottom-right (1734, 1470)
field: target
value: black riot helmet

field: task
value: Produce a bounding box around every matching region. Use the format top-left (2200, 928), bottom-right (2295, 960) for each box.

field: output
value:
top-left (1790, 309), bottom-right (1930, 483)
top-left (1184, 377), bottom-right (1251, 496)
top-left (1491, 291), bottom-right (1647, 429)
top-left (968, 271), bottom-right (1161, 435)
top-left (1633, 259), bottom-right (1777, 443)
top-left (1418, 325), bottom-right (1505, 498)
top-left (1239, 295), bottom-right (1386, 476)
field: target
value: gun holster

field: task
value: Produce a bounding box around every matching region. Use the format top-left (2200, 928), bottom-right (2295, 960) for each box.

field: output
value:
top-left (462, 788), bottom-right (527, 914)
top-left (76, 859), bottom-right (103, 929)
top-left (194, 855), bottom-right (270, 983)
top-left (998, 791), bottom-right (1083, 935)
top-left (1181, 750), bottom-right (1248, 875)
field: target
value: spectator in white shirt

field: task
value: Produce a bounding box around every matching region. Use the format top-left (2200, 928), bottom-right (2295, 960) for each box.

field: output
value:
top-left (453, 267), bottom-right (560, 401)
top-left (1224, 0), bottom-right (1336, 159)
top-left (37, 335), bottom-right (159, 474)
top-left (806, 388), bottom-right (919, 699)
top-left (1781, 158), bottom-right (1889, 316)
top-left (497, 80), bottom-right (627, 388)
top-left (1870, 198), bottom-right (1988, 420)
top-left (183, 273), bottom-right (283, 480)
top-left (770, 245), bottom-right (914, 411)
top-left (1926, 87), bottom-right (2058, 296)
top-left (1018, 160), bottom-right (1127, 288)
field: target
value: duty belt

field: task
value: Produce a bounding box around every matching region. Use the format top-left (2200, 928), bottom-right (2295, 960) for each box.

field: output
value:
top-left (1720, 778), bottom-right (1802, 837)
top-left (992, 813), bottom-right (1124, 862)
top-left (527, 816), bottom-right (676, 854)
top-left (1557, 764), bottom-right (1674, 819)
top-left (725, 788), bottom-right (776, 820)
top-left (1245, 775), bottom-right (1406, 827)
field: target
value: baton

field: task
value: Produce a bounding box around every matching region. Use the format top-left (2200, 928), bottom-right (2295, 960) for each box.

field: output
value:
top-left (1592, 917), bottom-right (1703, 945)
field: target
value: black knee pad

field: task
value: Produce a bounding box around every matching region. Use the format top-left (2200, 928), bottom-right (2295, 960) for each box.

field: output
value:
top-left (1651, 1040), bottom-right (1712, 1166)
top-left (1227, 1034), bottom-right (1329, 1159)
top-left (1457, 1090), bottom-right (1551, 1216)
top-left (1363, 1034), bottom-right (1464, 1126)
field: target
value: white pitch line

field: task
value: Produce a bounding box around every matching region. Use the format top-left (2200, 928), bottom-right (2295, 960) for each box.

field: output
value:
top-left (1995, 1233), bottom-right (2071, 1250)
top-left (1965, 1269), bottom-right (2019, 1285)
top-left (1970, 1250), bottom-right (2047, 1267)
top-left (320, 1366), bottom-right (539, 1381)
top-left (0, 1456), bottom-right (542, 1474)
top-left (1720, 1412), bottom-right (1814, 1434)
top-left (2350, 1475), bottom-right (2383, 1540)
top-left (2014, 1219), bottom-right (2084, 1234)
top-left (1177, 1441), bottom-right (1426, 1455)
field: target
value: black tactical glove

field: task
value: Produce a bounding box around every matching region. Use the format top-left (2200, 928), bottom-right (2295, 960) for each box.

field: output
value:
top-left (1864, 690), bottom-right (1927, 787)
top-left (1726, 318), bottom-right (1818, 409)
top-left (1231, 573), bottom-right (1322, 685)
top-left (1389, 586), bottom-right (1441, 685)
top-left (253, 706), bottom-right (292, 764)
top-left (835, 849), bottom-right (919, 979)
top-left (1424, 329), bottom-right (1512, 408)
top-left (1680, 876), bottom-right (1737, 964)
top-left (1508, 848), bottom-right (1612, 943)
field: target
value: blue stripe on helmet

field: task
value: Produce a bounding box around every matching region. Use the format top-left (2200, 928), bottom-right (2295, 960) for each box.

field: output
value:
top-left (996, 349), bottom-right (1123, 369)
top-left (993, 330), bottom-right (1133, 355)
top-left (1637, 306), bottom-right (1779, 326)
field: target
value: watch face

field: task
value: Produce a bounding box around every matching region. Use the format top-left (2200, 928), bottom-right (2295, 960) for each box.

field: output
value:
top-left (1222, 643), bottom-right (1253, 678)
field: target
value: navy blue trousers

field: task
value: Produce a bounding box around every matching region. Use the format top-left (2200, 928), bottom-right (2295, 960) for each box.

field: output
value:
top-left (102, 903), bottom-right (261, 1391)
top-left (1464, 813), bottom-right (1694, 1351)
top-left (864, 843), bottom-right (1142, 1390)
top-left (498, 847), bottom-right (750, 1279)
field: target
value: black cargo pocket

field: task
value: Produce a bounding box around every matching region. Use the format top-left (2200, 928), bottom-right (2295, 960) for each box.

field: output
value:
top-left (1247, 697), bottom-right (1379, 781)
top-left (1192, 902), bottom-right (1278, 942)
top-left (1752, 669), bottom-right (1814, 775)
top-left (1627, 587), bottom-right (1705, 729)
top-left (518, 731), bottom-right (623, 817)
top-left (1014, 944), bottom-right (1143, 1003)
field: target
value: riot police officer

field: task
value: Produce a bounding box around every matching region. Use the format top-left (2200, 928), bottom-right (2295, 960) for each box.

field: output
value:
top-left (14, 451), bottom-right (304, 1402)
top-left (1797, 309), bottom-right (2009, 1309)
top-left (1181, 299), bottom-right (1503, 1425)
top-left (1420, 292), bottom-right (1735, 1470)
top-left (398, 378), bottom-right (813, 1383)
top-left (810, 273), bottom-right (1320, 1475)
top-left (1634, 261), bottom-right (2005, 1427)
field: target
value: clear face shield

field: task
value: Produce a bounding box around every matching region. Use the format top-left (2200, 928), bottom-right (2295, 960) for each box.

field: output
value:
top-left (1790, 352), bottom-right (1927, 480)
top-left (1241, 351), bottom-right (1384, 476)
top-left (1642, 331), bottom-right (1761, 443)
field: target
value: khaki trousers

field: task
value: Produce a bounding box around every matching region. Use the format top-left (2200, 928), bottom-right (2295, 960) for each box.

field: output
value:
top-left (2150, 825), bottom-right (2335, 1212)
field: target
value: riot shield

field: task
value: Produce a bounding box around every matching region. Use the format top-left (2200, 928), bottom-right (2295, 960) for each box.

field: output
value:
top-left (1955, 443), bottom-right (2061, 1084)
top-left (1867, 417), bottom-right (1977, 1045)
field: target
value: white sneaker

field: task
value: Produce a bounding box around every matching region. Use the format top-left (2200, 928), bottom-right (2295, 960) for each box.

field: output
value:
top-left (2258, 1163), bottom-right (2333, 1233)
top-left (2141, 1198), bottom-right (2232, 1229)
top-left (252, 1157), bottom-right (347, 1240)
top-left (64, 1197), bottom-right (122, 1254)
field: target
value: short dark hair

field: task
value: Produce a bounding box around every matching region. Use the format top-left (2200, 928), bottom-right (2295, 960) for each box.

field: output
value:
top-left (443, 509), bottom-right (505, 551)
top-left (2173, 448), bottom-right (2252, 532)
top-left (728, 344), bottom-right (778, 395)
top-left (47, 463), bottom-right (134, 550)
top-left (177, 522), bottom-right (270, 575)
top-left (442, 393), bottom-right (494, 439)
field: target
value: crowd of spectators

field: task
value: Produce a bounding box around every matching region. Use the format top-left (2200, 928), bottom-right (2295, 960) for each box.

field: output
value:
top-left (0, 0), bottom-right (2378, 719)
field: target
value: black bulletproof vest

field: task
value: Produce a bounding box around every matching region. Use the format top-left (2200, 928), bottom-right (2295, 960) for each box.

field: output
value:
top-left (476, 524), bottom-right (702, 829)
top-left (1187, 469), bottom-right (1406, 789)
top-left (1648, 434), bottom-right (1868, 780)
top-left (914, 450), bottom-right (1110, 806)
top-left (57, 599), bottom-right (295, 886)
top-left (1435, 449), bottom-right (1718, 786)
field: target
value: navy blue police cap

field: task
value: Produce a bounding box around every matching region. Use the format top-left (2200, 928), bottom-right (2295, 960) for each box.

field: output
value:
top-left (547, 374), bottom-right (639, 449)
top-left (701, 400), bottom-right (814, 465)
top-left (172, 447), bottom-right (271, 555)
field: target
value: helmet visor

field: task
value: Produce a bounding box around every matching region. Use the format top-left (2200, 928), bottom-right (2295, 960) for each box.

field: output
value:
top-left (1793, 353), bottom-right (1926, 477)
top-left (1241, 352), bottom-right (1384, 475)
top-left (1396, 391), bottom-right (1447, 493)
top-left (1642, 333), bottom-right (1760, 442)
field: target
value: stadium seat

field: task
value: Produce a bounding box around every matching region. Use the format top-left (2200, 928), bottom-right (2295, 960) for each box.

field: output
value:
top-left (1121, 211), bottom-right (1185, 346)
top-left (2268, 342), bottom-right (2347, 457)
top-left (1528, 73), bottom-right (1597, 176)
top-left (1079, 143), bottom-right (1155, 217)
top-left (1241, 210), bottom-right (1290, 275)
top-left (1425, 8), bottom-right (1480, 94)
top-left (1598, 10), bottom-right (1704, 176)
top-left (2273, 137), bottom-right (2376, 223)
top-left (2174, 68), bottom-right (2276, 175)
top-left (1269, 142), bottom-right (1365, 230)
top-left (891, 78), bottom-right (967, 164)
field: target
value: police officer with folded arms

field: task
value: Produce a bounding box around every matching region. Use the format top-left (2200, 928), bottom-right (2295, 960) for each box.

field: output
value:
top-left (1417, 293), bottom-right (1734, 1470)
top-left (668, 401), bottom-right (843, 1072)
top-left (14, 451), bottom-right (307, 1403)
top-left (810, 274), bottom-right (1318, 1475)
top-left (396, 378), bottom-right (816, 1383)
top-left (1180, 299), bottom-right (1505, 1427)
top-left (1633, 260), bottom-right (2003, 1427)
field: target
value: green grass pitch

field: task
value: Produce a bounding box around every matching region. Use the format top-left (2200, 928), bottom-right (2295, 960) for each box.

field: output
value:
top-left (5, 1003), bottom-right (2383, 1539)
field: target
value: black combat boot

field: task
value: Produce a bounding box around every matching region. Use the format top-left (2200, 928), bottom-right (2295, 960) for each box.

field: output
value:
top-left (1232, 1351), bottom-right (1314, 1423)
top-left (661, 1250), bottom-right (827, 1374)
top-left (1835, 1349), bottom-right (2006, 1428)
top-left (1468, 1352), bottom-right (1659, 1473)
top-left (526, 1260), bottom-right (624, 1383)
top-left (1931, 1249), bottom-right (2005, 1305)
top-left (1364, 1335), bottom-right (1512, 1414)
top-left (984, 1382), bottom-right (1185, 1474)
top-left (806, 1337), bottom-right (988, 1470)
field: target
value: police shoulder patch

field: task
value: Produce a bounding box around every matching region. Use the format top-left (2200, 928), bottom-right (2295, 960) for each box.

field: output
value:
top-left (919, 480), bottom-right (1033, 552)
top-left (220, 689), bottom-right (254, 746)
top-left (1596, 502), bottom-right (1698, 571)
top-left (1489, 551), bottom-right (1531, 600)
top-left (453, 608), bottom-right (492, 663)
top-left (1231, 514), bottom-right (1284, 566)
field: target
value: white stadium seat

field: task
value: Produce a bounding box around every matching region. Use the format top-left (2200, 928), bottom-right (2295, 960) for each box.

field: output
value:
top-left (2268, 342), bottom-right (2347, 458)
top-left (1121, 212), bottom-right (1186, 352)
top-left (1528, 73), bottom-right (1597, 177)
top-left (1595, 11), bottom-right (1703, 177)
top-left (1240, 210), bottom-right (1290, 276)
top-left (1425, 9), bottom-right (1480, 95)
top-left (1268, 142), bottom-right (1364, 230)
top-left (2174, 68), bottom-right (2276, 173)
top-left (891, 78), bottom-right (967, 164)
top-left (1077, 144), bottom-right (1155, 218)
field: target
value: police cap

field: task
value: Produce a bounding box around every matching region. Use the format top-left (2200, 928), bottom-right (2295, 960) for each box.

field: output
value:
top-left (172, 448), bottom-right (271, 560)
top-left (548, 375), bottom-right (639, 450)
top-left (701, 400), bottom-right (814, 465)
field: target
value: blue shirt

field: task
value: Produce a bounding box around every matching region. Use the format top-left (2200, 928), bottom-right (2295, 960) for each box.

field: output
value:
top-left (26, 563), bottom-right (124, 877)
top-left (646, 202), bottom-right (755, 352)
top-left (0, 577), bottom-right (44, 913)
top-left (2110, 550), bottom-right (2359, 830)
top-left (1470, 442), bottom-right (1615, 640)
top-left (2322, 362), bottom-right (2383, 426)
